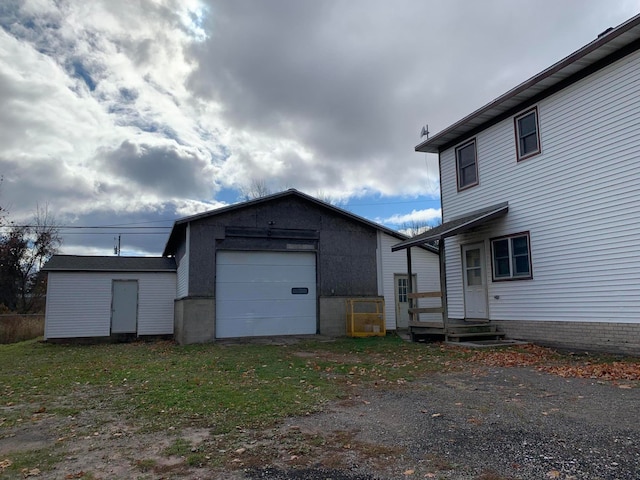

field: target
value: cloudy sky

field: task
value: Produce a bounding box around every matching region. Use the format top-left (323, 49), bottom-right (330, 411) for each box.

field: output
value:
top-left (1, 1), bottom-right (638, 255)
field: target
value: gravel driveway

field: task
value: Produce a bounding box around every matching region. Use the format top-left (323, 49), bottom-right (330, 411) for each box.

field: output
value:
top-left (244, 366), bottom-right (640, 480)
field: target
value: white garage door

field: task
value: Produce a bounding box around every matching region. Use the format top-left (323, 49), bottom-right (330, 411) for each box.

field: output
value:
top-left (216, 251), bottom-right (317, 338)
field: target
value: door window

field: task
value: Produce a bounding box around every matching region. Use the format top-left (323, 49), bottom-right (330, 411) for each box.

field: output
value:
top-left (465, 248), bottom-right (483, 286)
top-left (397, 277), bottom-right (408, 303)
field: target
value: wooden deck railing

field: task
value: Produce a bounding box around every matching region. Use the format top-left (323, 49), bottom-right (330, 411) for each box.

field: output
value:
top-left (408, 291), bottom-right (444, 322)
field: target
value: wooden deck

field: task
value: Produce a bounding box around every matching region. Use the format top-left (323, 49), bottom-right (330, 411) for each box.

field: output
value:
top-left (407, 290), bottom-right (505, 342)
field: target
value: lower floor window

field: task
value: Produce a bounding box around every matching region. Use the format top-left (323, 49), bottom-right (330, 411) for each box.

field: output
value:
top-left (491, 232), bottom-right (532, 280)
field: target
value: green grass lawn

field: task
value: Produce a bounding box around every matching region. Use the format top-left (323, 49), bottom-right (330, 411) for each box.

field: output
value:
top-left (0, 336), bottom-right (462, 434)
top-left (1, 337), bottom-right (638, 479)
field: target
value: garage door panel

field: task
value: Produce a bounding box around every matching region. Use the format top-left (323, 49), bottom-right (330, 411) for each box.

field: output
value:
top-left (220, 265), bottom-right (314, 283)
top-left (217, 283), bottom-right (313, 301)
top-left (216, 251), bottom-right (317, 338)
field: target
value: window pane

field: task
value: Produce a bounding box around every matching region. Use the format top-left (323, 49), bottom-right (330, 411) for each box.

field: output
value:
top-left (512, 236), bottom-right (528, 255)
top-left (493, 239), bottom-right (509, 258)
top-left (513, 255), bottom-right (530, 276)
top-left (461, 165), bottom-right (477, 186)
top-left (518, 112), bottom-right (536, 136)
top-left (520, 134), bottom-right (538, 155)
top-left (457, 142), bottom-right (477, 188)
top-left (494, 258), bottom-right (510, 277)
top-left (467, 267), bottom-right (482, 286)
top-left (458, 143), bottom-right (475, 168)
top-left (398, 278), bottom-right (407, 303)
top-left (517, 111), bottom-right (538, 156)
top-left (465, 249), bottom-right (481, 268)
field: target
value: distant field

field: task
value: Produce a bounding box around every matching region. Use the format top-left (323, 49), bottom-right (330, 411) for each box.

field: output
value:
top-left (0, 314), bottom-right (44, 344)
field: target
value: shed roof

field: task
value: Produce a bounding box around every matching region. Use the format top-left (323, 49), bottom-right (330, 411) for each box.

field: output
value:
top-left (42, 255), bottom-right (177, 272)
top-left (392, 202), bottom-right (508, 251)
top-left (163, 189), bottom-right (439, 256)
top-left (416, 13), bottom-right (640, 154)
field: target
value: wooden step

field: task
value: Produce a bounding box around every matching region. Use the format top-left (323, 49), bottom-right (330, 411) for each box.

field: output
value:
top-left (446, 324), bottom-right (498, 334)
top-left (446, 331), bottom-right (506, 342)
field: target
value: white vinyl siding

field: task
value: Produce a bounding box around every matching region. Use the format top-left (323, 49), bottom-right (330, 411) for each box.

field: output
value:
top-left (176, 224), bottom-right (190, 298)
top-left (440, 48), bottom-right (640, 324)
top-left (177, 251), bottom-right (189, 298)
top-left (45, 272), bottom-right (176, 338)
top-left (377, 232), bottom-right (440, 330)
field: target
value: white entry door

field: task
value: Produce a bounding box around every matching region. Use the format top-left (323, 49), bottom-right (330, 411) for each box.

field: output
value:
top-left (111, 280), bottom-right (138, 334)
top-left (394, 274), bottom-right (416, 329)
top-left (216, 251), bottom-right (317, 338)
top-left (462, 243), bottom-right (488, 319)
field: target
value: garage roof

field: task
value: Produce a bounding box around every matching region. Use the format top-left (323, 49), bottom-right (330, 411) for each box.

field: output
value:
top-left (163, 189), bottom-right (439, 256)
top-left (43, 255), bottom-right (177, 272)
top-left (416, 13), bottom-right (640, 154)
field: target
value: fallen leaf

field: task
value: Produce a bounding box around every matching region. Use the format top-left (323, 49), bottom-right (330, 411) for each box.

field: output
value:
top-left (0, 459), bottom-right (12, 470)
top-left (403, 469), bottom-right (414, 475)
top-left (546, 470), bottom-right (560, 478)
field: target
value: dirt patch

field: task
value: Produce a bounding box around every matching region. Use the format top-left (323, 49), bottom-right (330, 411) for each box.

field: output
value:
top-left (2, 360), bottom-right (639, 479)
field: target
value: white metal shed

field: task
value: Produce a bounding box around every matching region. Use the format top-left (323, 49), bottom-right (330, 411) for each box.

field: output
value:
top-left (43, 256), bottom-right (176, 339)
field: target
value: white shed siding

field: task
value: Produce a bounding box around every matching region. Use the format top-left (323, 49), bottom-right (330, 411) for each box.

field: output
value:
top-left (137, 273), bottom-right (176, 335)
top-left (378, 232), bottom-right (440, 330)
top-left (45, 272), bottom-right (176, 338)
top-left (45, 272), bottom-right (112, 338)
top-left (440, 48), bottom-right (640, 324)
top-left (176, 224), bottom-right (190, 298)
top-left (177, 251), bottom-right (188, 298)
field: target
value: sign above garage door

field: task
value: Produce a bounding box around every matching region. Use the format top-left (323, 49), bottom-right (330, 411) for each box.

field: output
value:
top-left (215, 251), bottom-right (317, 338)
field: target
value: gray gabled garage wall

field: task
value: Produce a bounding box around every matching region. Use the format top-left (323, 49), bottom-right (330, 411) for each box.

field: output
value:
top-left (165, 190), bottom-right (439, 343)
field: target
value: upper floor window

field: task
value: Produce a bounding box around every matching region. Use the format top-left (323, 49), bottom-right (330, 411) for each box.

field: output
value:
top-left (456, 139), bottom-right (478, 191)
top-left (514, 107), bottom-right (541, 161)
top-left (491, 232), bottom-right (532, 281)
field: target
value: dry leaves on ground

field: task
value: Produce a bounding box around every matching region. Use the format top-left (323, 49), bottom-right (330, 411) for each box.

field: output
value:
top-left (466, 345), bottom-right (640, 383)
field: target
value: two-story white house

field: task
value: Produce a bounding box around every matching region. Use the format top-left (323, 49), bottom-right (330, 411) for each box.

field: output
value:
top-left (393, 13), bottom-right (640, 354)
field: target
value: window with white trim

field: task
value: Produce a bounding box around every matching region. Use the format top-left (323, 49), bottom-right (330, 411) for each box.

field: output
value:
top-left (491, 232), bottom-right (532, 280)
top-left (514, 107), bottom-right (541, 160)
top-left (456, 139), bottom-right (478, 190)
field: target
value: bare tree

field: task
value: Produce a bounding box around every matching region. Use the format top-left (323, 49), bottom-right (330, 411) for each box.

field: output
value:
top-left (0, 204), bottom-right (62, 313)
top-left (398, 220), bottom-right (432, 237)
top-left (239, 179), bottom-right (272, 201)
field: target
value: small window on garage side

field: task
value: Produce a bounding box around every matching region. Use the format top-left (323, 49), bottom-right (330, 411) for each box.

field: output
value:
top-left (491, 232), bottom-right (532, 281)
top-left (514, 107), bottom-right (541, 161)
top-left (456, 139), bottom-right (478, 191)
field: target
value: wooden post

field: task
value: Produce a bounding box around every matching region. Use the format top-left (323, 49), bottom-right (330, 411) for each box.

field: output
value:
top-left (406, 247), bottom-right (413, 320)
top-left (439, 238), bottom-right (448, 331)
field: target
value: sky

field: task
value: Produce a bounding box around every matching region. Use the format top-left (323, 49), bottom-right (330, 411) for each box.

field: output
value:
top-left (0, 1), bottom-right (638, 256)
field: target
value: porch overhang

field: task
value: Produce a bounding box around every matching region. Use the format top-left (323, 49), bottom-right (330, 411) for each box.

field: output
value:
top-left (391, 202), bottom-right (509, 251)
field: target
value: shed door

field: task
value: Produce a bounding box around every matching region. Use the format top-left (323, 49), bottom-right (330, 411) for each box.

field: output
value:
top-left (462, 243), bottom-right (488, 319)
top-left (216, 251), bottom-right (316, 338)
top-left (111, 280), bottom-right (138, 334)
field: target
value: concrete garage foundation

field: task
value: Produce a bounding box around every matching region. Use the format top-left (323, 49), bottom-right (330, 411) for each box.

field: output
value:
top-left (174, 297), bottom-right (215, 345)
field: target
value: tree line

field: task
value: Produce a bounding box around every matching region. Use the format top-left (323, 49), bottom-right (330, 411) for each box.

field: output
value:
top-left (0, 203), bottom-right (61, 314)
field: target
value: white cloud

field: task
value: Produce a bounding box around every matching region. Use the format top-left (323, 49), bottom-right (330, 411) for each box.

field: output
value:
top-left (0, 0), bottom-right (638, 254)
top-left (382, 208), bottom-right (442, 226)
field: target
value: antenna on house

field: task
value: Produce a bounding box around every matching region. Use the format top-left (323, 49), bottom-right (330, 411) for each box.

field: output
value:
top-left (420, 124), bottom-right (429, 139)
top-left (113, 235), bottom-right (121, 256)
